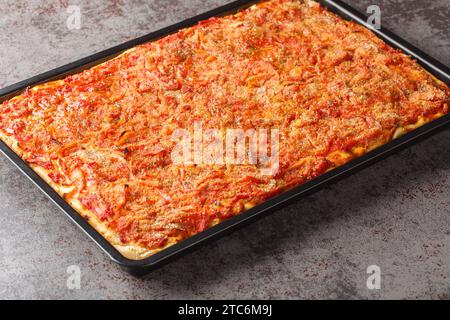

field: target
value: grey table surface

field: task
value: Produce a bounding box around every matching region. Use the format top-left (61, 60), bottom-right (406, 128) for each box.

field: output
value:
top-left (0, 0), bottom-right (449, 300)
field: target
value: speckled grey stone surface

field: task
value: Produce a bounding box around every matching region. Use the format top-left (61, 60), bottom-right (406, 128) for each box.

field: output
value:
top-left (0, 0), bottom-right (449, 300)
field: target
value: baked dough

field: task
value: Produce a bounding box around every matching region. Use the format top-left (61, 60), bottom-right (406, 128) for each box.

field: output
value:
top-left (0, 0), bottom-right (448, 259)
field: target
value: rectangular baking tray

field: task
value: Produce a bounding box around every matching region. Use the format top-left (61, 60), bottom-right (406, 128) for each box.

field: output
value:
top-left (0, 0), bottom-right (449, 276)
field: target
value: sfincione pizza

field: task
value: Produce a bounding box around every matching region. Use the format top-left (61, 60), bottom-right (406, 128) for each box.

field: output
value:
top-left (0, 0), bottom-right (449, 259)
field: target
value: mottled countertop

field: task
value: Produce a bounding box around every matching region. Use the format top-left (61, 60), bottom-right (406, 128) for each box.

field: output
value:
top-left (0, 0), bottom-right (449, 299)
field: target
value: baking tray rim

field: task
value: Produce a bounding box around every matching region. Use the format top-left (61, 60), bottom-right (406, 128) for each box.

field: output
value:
top-left (0, 0), bottom-right (449, 275)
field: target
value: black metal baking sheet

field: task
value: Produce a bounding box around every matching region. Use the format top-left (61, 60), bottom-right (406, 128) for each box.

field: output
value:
top-left (0, 0), bottom-right (449, 276)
